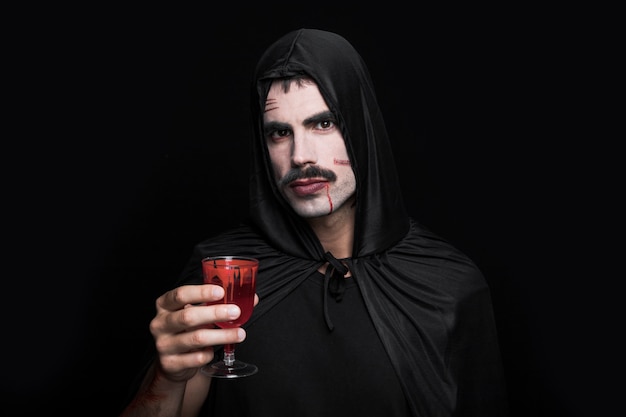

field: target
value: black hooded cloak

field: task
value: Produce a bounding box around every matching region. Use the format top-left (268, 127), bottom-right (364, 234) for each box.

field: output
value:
top-left (176, 29), bottom-right (508, 416)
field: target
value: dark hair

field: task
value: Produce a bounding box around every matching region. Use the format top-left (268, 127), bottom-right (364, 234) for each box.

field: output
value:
top-left (274, 74), bottom-right (315, 93)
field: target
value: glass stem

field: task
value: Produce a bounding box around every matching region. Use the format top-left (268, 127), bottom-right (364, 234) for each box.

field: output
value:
top-left (223, 344), bottom-right (235, 366)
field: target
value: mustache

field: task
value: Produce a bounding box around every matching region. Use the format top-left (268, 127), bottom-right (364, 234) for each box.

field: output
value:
top-left (279, 166), bottom-right (337, 187)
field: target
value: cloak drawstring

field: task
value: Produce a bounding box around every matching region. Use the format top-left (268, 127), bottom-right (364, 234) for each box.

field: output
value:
top-left (322, 252), bottom-right (350, 331)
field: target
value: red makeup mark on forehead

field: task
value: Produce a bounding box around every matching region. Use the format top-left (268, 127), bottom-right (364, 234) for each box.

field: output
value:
top-left (333, 158), bottom-right (350, 166)
top-left (265, 98), bottom-right (278, 113)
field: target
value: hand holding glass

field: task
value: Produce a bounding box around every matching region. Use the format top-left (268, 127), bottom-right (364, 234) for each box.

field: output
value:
top-left (200, 256), bottom-right (258, 378)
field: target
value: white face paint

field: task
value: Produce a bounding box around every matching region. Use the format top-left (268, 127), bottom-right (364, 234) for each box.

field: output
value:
top-left (263, 80), bottom-right (356, 218)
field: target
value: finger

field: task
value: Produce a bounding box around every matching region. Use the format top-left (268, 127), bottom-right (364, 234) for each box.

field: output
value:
top-left (157, 323), bottom-right (246, 376)
top-left (157, 327), bottom-right (246, 356)
top-left (189, 327), bottom-right (246, 350)
top-left (151, 303), bottom-right (241, 336)
top-left (156, 284), bottom-right (225, 312)
top-left (159, 346), bottom-right (216, 377)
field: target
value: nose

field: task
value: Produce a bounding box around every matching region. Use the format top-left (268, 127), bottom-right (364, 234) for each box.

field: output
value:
top-left (291, 132), bottom-right (316, 167)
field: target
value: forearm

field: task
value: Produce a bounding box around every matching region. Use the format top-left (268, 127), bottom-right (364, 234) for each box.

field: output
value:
top-left (119, 363), bottom-right (188, 417)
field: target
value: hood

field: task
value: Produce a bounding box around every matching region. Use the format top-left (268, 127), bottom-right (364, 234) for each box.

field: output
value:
top-left (249, 28), bottom-right (409, 259)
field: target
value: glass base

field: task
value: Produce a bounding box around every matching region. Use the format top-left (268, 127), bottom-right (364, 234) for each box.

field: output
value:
top-left (200, 360), bottom-right (258, 379)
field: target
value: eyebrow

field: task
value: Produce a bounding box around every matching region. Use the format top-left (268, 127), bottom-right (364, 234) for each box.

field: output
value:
top-left (303, 111), bottom-right (335, 126)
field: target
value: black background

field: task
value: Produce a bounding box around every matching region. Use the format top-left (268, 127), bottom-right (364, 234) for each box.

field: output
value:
top-left (5, 4), bottom-right (617, 416)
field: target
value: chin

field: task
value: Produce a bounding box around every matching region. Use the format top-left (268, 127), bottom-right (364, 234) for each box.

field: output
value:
top-left (292, 205), bottom-right (331, 218)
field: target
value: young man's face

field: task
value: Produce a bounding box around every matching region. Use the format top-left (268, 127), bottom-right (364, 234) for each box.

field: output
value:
top-left (263, 80), bottom-right (356, 219)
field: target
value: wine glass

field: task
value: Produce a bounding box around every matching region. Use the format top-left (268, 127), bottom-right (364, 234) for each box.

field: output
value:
top-left (200, 256), bottom-right (259, 378)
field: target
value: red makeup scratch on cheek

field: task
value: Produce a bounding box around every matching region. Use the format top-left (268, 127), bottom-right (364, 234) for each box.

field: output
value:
top-left (325, 183), bottom-right (333, 214)
top-left (333, 158), bottom-right (350, 166)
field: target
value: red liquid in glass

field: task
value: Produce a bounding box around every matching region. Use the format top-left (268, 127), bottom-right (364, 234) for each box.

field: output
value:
top-left (203, 258), bottom-right (257, 328)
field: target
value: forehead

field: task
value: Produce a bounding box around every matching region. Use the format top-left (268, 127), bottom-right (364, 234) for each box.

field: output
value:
top-left (264, 80), bottom-right (328, 119)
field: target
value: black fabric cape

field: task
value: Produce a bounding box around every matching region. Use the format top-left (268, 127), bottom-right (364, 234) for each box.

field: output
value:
top-left (176, 29), bottom-right (509, 416)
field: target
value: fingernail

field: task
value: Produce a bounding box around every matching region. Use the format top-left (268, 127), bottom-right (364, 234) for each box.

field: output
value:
top-left (237, 328), bottom-right (246, 341)
top-left (212, 286), bottom-right (224, 298)
top-left (227, 306), bottom-right (240, 318)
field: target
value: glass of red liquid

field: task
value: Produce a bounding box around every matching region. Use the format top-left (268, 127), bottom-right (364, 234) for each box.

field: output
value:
top-left (200, 256), bottom-right (259, 378)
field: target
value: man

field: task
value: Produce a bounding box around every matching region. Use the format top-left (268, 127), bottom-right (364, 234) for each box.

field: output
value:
top-left (120, 28), bottom-right (508, 417)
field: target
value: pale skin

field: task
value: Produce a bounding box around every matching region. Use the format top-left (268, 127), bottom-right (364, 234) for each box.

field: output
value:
top-left (120, 79), bottom-right (356, 417)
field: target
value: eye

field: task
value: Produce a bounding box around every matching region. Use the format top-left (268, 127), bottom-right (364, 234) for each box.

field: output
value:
top-left (275, 128), bottom-right (291, 137)
top-left (315, 119), bottom-right (336, 131)
top-left (267, 128), bottom-right (292, 142)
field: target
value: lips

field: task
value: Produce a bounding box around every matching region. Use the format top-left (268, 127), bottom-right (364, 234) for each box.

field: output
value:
top-left (289, 179), bottom-right (328, 196)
